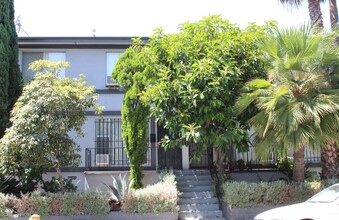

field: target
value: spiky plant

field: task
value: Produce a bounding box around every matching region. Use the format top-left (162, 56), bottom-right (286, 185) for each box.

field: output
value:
top-left (235, 24), bottom-right (339, 182)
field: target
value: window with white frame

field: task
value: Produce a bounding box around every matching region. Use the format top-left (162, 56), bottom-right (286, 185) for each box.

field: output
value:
top-left (21, 52), bottom-right (66, 82)
top-left (106, 52), bottom-right (123, 86)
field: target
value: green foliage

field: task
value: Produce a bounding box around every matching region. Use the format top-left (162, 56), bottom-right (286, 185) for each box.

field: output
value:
top-left (141, 16), bottom-right (273, 159)
top-left (14, 190), bottom-right (110, 217)
top-left (121, 171), bottom-right (178, 213)
top-left (0, 193), bottom-right (13, 218)
top-left (222, 181), bottom-right (321, 208)
top-left (0, 60), bottom-right (102, 191)
top-left (42, 177), bottom-right (78, 193)
top-left (122, 88), bottom-right (149, 189)
top-left (82, 190), bottom-right (111, 216)
top-left (60, 190), bottom-right (110, 216)
top-left (0, 0), bottom-right (22, 139)
top-left (235, 24), bottom-right (339, 182)
top-left (104, 174), bottom-right (134, 201)
top-left (113, 41), bottom-right (150, 189)
top-left (16, 191), bottom-right (51, 217)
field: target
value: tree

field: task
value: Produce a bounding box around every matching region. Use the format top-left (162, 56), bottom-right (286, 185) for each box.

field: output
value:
top-left (0, 60), bottom-right (101, 192)
top-left (112, 41), bottom-right (150, 189)
top-left (279, 0), bottom-right (323, 28)
top-left (329, 0), bottom-right (338, 28)
top-left (280, 0), bottom-right (339, 29)
top-left (235, 24), bottom-right (339, 182)
top-left (7, 0), bottom-right (22, 118)
top-left (139, 16), bottom-right (272, 178)
top-left (0, 0), bottom-right (22, 138)
top-left (280, 0), bottom-right (339, 180)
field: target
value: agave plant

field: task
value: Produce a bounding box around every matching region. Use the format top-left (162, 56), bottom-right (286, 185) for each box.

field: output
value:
top-left (104, 174), bottom-right (134, 202)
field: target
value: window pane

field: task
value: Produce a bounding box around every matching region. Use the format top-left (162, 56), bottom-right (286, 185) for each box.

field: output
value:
top-left (45, 52), bottom-right (66, 77)
top-left (22, 52), bottom-right (43, 83)
top-left (106, 52), bottom-right (122, 85)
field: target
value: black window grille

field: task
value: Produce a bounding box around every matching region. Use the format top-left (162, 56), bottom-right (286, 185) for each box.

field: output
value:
top-left (94, 118), bottom-right (152, 167)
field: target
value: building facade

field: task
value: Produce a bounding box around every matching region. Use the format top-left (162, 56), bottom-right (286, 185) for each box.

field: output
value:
top-left (18, 37), bottom-right (195, 189)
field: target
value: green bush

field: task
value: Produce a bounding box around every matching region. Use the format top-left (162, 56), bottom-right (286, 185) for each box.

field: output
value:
top-left (83, 190), bottom-right (111, 216)
top-left (13, 190), bottom-right (110, 217)
top-left (222, 181), bottom-right (321, 208)
top-left (16, 191), bottom-right (51, 217)
top-left (121, 171), bottom-right (179, 213)
top-left (60, 190), bottom-right (110, 216)
top-left (0, 193), bottom-right (13, 218)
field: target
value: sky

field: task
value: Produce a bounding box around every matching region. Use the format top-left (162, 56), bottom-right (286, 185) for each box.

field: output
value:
top-left (14, 0), bottom-right (333, 37)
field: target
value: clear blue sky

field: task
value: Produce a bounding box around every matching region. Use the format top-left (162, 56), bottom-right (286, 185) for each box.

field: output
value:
top-left (14, 0), bottom-right (333, 37)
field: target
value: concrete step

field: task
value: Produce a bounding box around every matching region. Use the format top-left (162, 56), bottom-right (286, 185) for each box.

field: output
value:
top-left (178, 185), bottom-right (213, 192)
top-left (179, 203), bottom-right (220, 212)
top-left (176, 174), bottom-right (212, 181)
top-left (174, 169), bottom-right (210, 176)
top-left (178, 197), bottom-right (219, 205)
top-left (179, 191), bottom-right (214, 199)
top-left (179, 210), bottom-right (223, 219)
top-left (177, 180), bottom-right (212, 187)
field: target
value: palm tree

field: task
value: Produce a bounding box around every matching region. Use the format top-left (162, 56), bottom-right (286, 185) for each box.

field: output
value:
top-left (279, 0), bottom-right (324, 28)
top-left (280, 0), bottom-right (339, 179)
top-left (329, 0), bottom-right (338, 28)
top-left (235, 24), bottom-right (339, 182)
top-left (280, 0), bottom-right (339, 29)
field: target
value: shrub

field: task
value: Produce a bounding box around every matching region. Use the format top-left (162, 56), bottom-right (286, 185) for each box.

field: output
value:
top-left (14, 190), bottom-right (110, 217)
top-left (121, 171), bottom-right (179, 213)
top-left (83, 190), bottom-right (111, 216)
top-left (222, 181), bottom-right (321, 208)
top-left (0, 193), bottom-right (13, 218)
top-left (16, 191), bottom-right (51, 217)
top-left (49, 193), bottom-right (63, 216)
top-left (61, 190), bottom-right (110, 216)
top-left (61, 191), bottom-right (85, 216)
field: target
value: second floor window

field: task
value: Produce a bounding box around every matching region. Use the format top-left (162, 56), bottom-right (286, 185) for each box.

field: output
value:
top-left (106, 52), bottom-right (123, 87)
top-left (21, 52), bottom-right (66, 82)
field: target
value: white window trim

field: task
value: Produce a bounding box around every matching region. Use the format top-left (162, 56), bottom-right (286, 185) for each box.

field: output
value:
top-left (106, 51), bottom-right (124, 87)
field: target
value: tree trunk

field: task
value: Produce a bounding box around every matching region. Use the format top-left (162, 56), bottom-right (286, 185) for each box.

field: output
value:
top-left (321, 141), bottom-right (338, 180)
top-left (56, 165), bottom-right (65, 193)
top-left (293, 145), bottom-right (305, 182)
top-left (308, 0), bottom-right (324, 28)
top-left (214, 149), bottom-right (226, 180)
top-left (329, 0), bottom-right (339, 29)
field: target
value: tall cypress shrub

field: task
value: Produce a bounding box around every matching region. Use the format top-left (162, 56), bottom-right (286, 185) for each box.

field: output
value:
top-left (0, 0), bottom-right (11, 137)
top-left (0, 0), bottom-right (22, 138)
top-left (7, 0), bottom-right (22, 115)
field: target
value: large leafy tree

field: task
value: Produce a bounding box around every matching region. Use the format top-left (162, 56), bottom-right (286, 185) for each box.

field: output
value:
top-left (235, 24), bottom-right (339, 182)
top-left (139, 16), bottom-right (272, 177)
top-left (0, 60), bottom-right (101, 192)
top-left (112, 41), bottom-right (150, 189)
top-left (0, 0), bottom-right (22, 138)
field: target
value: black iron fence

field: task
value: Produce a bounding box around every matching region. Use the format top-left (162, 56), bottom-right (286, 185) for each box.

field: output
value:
top-left (85, 146), bottom-right (157, 170)
top-left (229, 145), bottom-right (321, 170)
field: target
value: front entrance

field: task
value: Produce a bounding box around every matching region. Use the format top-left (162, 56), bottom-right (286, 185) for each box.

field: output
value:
top-left (189, 143), bottom-right (213, 169)
top-left (157, 125), bottom-right (182, 169)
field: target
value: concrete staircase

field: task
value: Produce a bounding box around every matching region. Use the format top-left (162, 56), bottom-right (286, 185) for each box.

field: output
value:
top-left (175, 170), bottom-right (225, 220)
